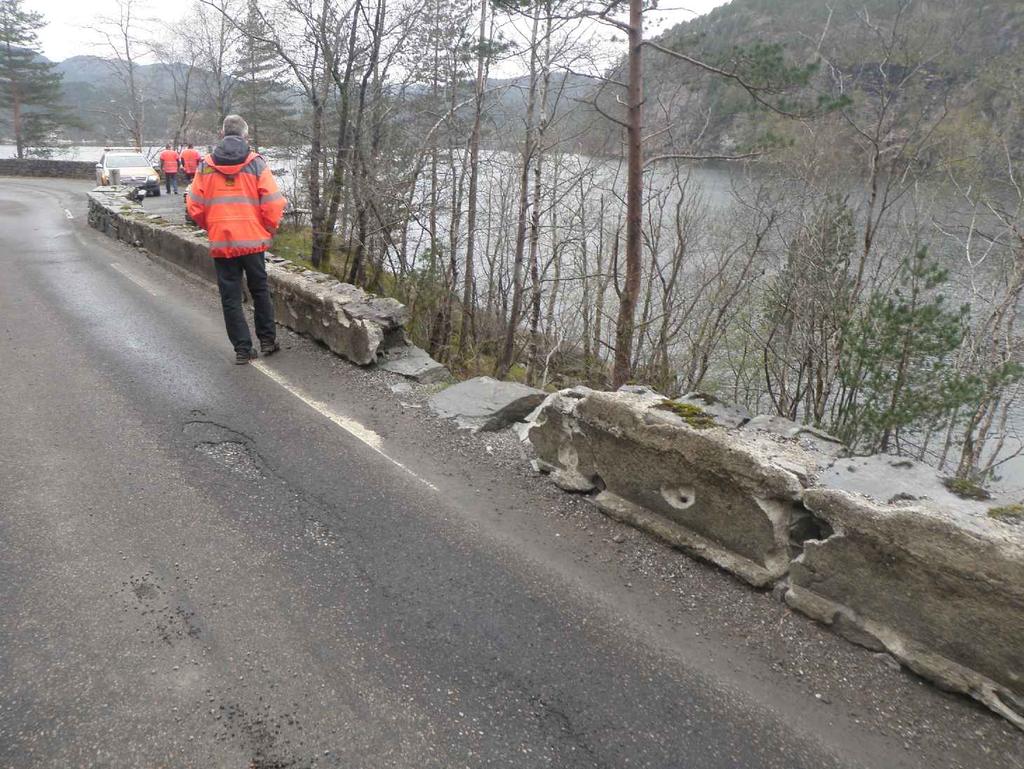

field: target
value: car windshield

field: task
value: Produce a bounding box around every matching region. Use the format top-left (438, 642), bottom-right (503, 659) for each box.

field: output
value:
top-left (106, 155), bottom-right (149, 169)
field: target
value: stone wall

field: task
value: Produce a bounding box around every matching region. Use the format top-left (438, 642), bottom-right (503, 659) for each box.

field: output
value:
top-left (87, 187), bottom-right (412, 366)
top-left (527, 386), bottom-right (1024, 730)
top-left (0, 158), bottom-right (96, 180)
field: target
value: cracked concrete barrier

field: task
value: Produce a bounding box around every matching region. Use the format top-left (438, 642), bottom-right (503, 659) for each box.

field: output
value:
top-left (787, 488), bottom-right (1024, 730)
top-left (87, 189), bottom-right (427, 367)
top-left (527, 388), bottom-right (829, 587)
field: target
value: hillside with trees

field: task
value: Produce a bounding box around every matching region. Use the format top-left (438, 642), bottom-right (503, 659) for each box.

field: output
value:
top-left (599, 0), bottom-right (1024, 164)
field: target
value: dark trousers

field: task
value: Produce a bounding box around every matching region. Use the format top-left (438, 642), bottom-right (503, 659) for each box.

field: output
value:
top-left (164, 171), bottom-right (178, 194)
top-left (214, 252), bottom-right (276, 353)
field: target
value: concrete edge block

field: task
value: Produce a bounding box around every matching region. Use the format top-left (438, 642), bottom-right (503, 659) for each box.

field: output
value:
top-left (591, 490), bottom-right (781, 588)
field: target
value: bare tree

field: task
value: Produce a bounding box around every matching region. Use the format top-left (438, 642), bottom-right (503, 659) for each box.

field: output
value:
top-left (151, 33), bottom-right (200, 145)
top-left (195, 0), bottom-right (241, 125)
top-left (93, 0), bottom-right (147, 148)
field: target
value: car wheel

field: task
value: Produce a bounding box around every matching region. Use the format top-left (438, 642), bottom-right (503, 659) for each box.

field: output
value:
top-left (153, 189), bottom-right (161, 197)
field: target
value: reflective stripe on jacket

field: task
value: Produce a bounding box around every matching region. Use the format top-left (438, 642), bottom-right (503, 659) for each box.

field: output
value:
top-left (185, 152), bottom-right (288, 259)
top-left (180, 148), bottom-right (201, 174)
top-left (159, 149), bottom-right (180, 174)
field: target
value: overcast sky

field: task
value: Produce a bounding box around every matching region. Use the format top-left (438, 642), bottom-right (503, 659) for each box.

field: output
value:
top-left (29, 0), bottom-right (730, 62)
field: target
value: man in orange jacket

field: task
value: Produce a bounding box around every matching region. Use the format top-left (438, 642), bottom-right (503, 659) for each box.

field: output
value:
top-left (186, 115), bottom-right (288, 364)
top-left (159, 143), bottom-right (181, 195)
top-left (180, 143), bottom-right (201, 182)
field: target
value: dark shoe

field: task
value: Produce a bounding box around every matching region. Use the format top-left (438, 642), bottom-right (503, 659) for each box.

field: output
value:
top-left (235, 348), bottom-right (258, 365)
top-left (260, 339), bottom-right (280, 356)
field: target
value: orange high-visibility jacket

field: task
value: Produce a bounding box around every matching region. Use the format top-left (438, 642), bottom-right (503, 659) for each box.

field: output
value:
top-left (180, 148), bottom-right (201, 174)
top-left (159, 149), bottom-right (181, 174)
top-left (186, 152), bottom-right (287, 259)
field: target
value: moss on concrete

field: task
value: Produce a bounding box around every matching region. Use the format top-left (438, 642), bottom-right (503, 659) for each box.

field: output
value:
top-left (942, 476), bottom-right (992, 501)
top-left (988, 503), bottom-right (1024, 524)
top-left (655, 399), bottom-right (718, 430)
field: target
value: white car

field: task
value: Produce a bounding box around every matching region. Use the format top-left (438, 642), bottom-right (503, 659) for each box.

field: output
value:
top-left (95, 149), bottom-right (162, 196)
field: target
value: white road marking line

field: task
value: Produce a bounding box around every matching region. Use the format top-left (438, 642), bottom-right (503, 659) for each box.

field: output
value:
top-left (64, 209), bottom-right (74, 220)
top-left (252, 361), bottom-right (439, 492)
top-left (109, 262), bottom-right (160, 296)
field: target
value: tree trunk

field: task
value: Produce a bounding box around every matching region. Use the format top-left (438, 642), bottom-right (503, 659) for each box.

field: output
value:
top-left (524, 13), bottom-right (553, 384)
top-left (12, 96), bottom-right (23, 159)
top-left (495, 6), bottom-right (541, 378)
top-left (612, 0), bottom-right (644, 388)
top-left (458, 0), bottom-right (489, 361)
top-left (324, 0), bottom-right (362, 275)
top-left (308, 99), bottom-right (327, 267)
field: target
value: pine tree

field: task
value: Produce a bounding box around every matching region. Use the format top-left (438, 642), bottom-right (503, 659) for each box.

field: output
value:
top-left (832, 248), bottom-right (979, 455)
top-left (0, 0), bottom-right (64, 158)
top-left (233, 0), bottom-right (291, 152)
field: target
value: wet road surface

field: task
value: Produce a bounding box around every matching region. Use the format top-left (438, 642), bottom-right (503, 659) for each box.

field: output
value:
top-left (1, 179), bottom-right (1021, 769)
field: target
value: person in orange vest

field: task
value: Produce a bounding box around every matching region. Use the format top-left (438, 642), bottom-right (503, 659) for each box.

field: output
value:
top-left (159, 143), bottom-right (181, 195)
top-left (186, 114), bottom-right (287, 364)
top-left (180, 143), bottom-right (201, 183)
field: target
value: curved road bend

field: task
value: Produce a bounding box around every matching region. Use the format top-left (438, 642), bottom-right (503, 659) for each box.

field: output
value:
top-left (0, 179), bottom-right (1020, 769)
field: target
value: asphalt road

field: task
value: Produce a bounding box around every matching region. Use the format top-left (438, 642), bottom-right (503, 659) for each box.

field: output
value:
top-left (1, 178), bottom-right (1021, 769)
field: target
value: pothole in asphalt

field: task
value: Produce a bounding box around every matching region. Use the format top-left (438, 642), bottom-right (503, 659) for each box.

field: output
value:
top-left (303, 518), bottom-right (338, 548)
top-left (131, 579), bottom-right (160, 601)
top-left (184, 420), bottom-right (265, 480)
top-left (196, 440), bottom-right (263, 480)
top-left (210, 701), bottom-right (311, 769)
top-left (119, 574), bottom-right (206, 645)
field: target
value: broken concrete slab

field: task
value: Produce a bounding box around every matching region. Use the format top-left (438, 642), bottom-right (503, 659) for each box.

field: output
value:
top-left (788, 488), bottom-right (1024, 730)
top-left (528, 388), bottom-right (827, 587)
top-left (429, 376), bottom-right (546, 432)
top-left (378, 344), bottom-right (450, 383)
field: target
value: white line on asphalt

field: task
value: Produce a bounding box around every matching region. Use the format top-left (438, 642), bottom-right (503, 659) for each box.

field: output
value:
top-left (252, 361), bottom-right (440, 492)
top-left (109, 262), bottom-right (160, 296)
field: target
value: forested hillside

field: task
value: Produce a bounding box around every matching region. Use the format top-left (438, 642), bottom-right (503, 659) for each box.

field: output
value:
top-left (607, 0), bottom-right (1024, 162)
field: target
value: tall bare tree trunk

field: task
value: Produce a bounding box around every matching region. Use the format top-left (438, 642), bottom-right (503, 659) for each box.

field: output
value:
top-left (495, 5), bottom-right (541, 378)
top-left (308, 97), bottom-right (327, 267)
top-left (323, 0), bottom-right (362, 273)
top-left (458, 0), bottom-right (489, 361)
top-left (612, 0), bottom-right (643, 388)
top-left (348, 0), bottom-right (384, 286)
top-left (524, 10), bottom-right (552, 384)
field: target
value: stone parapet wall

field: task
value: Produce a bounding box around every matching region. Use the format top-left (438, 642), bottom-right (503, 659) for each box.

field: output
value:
top-left (527, 386), bottom-right (1024, 730)
top-left (87, 187), bottom-right (412, 366)
top-left (0, 158), bottom-right (96, 180)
